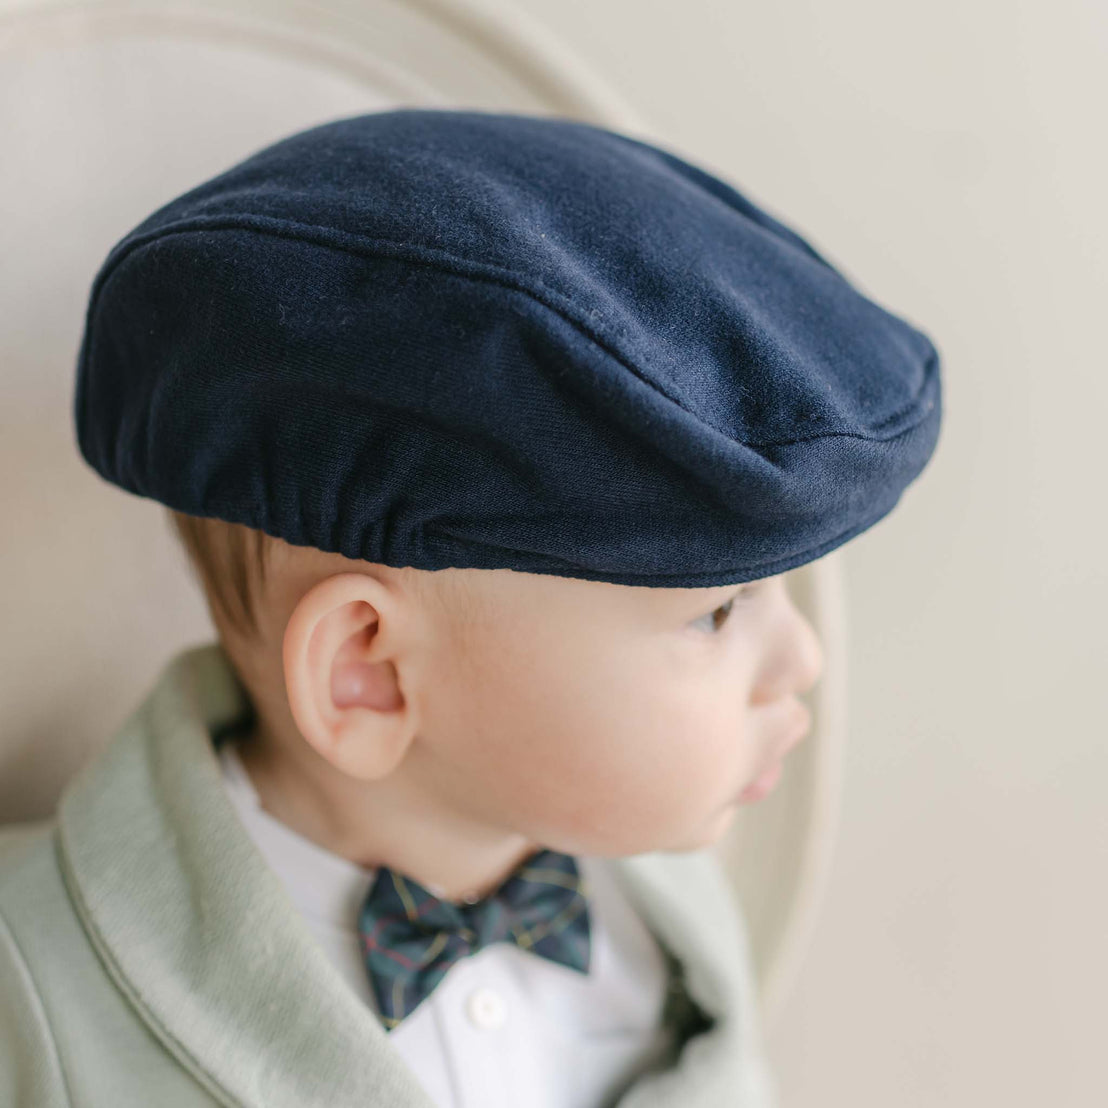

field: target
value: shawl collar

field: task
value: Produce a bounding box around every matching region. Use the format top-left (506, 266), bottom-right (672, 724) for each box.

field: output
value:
top-left (57, 642), bottom-right (772, 1106)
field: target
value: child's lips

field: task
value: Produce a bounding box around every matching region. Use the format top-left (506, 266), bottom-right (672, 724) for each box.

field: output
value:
top-left (736, 759), bottom-right (784, 803)
top-left (736, 712), bottom-right (811, 803)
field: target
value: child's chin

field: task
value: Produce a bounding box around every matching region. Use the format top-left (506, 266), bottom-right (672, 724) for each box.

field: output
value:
top-left (735, 759), bottom-right (784, 804)
top-left (668, 804), bottom-right (745, 852)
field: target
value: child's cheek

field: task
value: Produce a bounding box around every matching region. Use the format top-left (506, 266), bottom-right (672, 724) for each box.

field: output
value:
top-left (522, 712), bottom-right (742, 853)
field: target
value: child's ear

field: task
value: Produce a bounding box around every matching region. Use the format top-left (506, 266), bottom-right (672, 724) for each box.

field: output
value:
top-left (281, 573), bottom-right (418, 781)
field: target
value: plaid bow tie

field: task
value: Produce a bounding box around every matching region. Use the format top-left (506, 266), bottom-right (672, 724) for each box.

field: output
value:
top-left (357, 848), bottom-right (592, 1031)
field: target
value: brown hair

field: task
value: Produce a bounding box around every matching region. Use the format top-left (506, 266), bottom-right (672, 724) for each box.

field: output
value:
top-left (165, 509), bottom-right (276, 642)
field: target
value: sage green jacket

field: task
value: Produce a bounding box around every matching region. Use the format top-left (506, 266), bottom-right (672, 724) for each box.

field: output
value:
top-left (0, 642), bottom-right (776, 1107)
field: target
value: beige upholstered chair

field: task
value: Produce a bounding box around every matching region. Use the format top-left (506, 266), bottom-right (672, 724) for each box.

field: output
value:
top-left (0, 0), bottom-right (847, 1032)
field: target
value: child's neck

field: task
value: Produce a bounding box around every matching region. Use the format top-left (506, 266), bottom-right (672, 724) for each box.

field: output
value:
top-left (232, 719), bottom-right (544, 905)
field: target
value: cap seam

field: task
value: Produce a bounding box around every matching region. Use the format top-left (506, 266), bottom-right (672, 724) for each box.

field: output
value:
top-left (84, 213), bottom-right (935, 448)
top-left (425, 491), bottom-right (910, 586)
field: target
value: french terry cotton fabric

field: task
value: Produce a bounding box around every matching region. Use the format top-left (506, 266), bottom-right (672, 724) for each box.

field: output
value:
top-left (0, 641), bottom-right (779, 1106)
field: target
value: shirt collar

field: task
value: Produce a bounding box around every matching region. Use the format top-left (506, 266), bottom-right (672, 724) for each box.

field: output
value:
top-left (217, 740), bottom-right (380, 927)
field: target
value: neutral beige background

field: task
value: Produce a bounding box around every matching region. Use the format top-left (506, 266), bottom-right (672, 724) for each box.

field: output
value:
top-left (502, 1), bottom-right (1105, 1105)
top-left (1, 1), bottom-right (1103, 1105)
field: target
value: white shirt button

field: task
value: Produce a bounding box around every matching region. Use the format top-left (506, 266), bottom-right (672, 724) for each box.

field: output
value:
top-left (465, 986), bottom-right (507, 1029)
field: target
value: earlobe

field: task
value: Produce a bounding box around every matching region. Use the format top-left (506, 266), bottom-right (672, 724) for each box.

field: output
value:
top-left (281, 573), bottom-right (415, 780)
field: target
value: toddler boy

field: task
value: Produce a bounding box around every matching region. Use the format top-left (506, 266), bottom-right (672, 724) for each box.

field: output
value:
top-left (0, 109), bottom-right (942, 1107)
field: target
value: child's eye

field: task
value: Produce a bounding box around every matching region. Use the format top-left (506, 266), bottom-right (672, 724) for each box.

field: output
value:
top-left (691, 580), bottom-right (768, 634)
top-left (692, 590), bottom-right (743, 633)
top-left (694, 598), bottom-right (736, 634)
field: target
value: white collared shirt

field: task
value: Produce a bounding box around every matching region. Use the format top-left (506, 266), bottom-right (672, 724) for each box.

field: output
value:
top-left (217, 739), bottom-right (679, 1108)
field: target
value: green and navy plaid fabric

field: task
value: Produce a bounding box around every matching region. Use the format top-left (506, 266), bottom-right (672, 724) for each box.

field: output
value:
top-left (357, 848), bottom-right (592, 1031)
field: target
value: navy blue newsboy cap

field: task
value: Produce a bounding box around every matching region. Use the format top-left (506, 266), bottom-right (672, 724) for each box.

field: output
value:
top-left (75, 108), bottom-right (942, 587)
